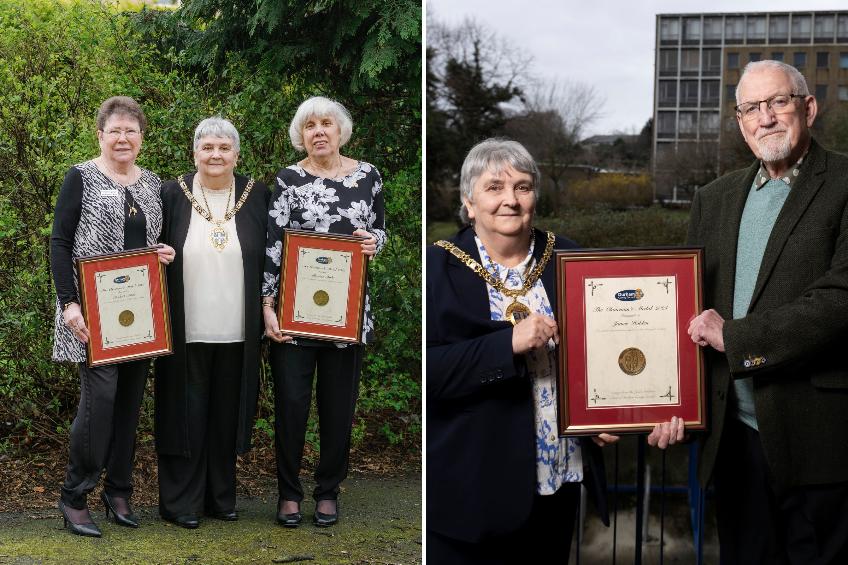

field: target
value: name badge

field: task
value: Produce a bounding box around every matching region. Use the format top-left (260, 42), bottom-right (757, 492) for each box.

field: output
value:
top-left (100, 188), bottom-right (119, 197)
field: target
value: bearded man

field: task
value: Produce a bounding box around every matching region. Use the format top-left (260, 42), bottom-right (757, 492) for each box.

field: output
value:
top-left (649, 59), bottom-right (848, 564)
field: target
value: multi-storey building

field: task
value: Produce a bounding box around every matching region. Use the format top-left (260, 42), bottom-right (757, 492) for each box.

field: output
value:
top-left (653, 11), bottom-right (848, 201)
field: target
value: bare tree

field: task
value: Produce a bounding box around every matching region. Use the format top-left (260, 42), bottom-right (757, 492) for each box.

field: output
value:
top-left (504, 79), bottom-right (605, 212)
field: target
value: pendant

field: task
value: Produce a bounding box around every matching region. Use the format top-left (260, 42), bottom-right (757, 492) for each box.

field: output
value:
top-left (210, 225), bottom-right (228, 251)
top-left (128, 204), bottom-right (137, 217)
top-left (505, 300), bottom-right (531, 325)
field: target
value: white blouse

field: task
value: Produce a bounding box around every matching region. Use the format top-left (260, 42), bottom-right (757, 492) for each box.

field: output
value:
top-left (475, 234), bottom-right (583, 495)
top-left (183, 177), bottom-right (245, 343)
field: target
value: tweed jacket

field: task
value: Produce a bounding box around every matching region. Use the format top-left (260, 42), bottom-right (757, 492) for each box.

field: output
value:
top-left (426, 226), bottom-right (609, 543)
top-left (689, 139), bottom-right (848, 493)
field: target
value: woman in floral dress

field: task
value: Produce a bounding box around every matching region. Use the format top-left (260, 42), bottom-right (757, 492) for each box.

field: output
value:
top-left (262, 96), bottom-right (386, 528)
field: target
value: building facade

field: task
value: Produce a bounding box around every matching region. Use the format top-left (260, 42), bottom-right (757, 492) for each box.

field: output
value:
top-left (653, 11), bottom-right (848, 201)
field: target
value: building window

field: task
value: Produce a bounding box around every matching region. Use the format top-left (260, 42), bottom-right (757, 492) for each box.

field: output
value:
top-left (750, 52), bottom-right (762, 63)
top-left (726, 17), bottom-right (744, 43)
top-left (657, 112), bottom-right (677, 137)
top-left (839, 86), bottom-right (848, 101)
top-left (726, 84), bottom-right (738, 105)
top-left (770, 16), bottom-right (789, 42)
top-left (681, 49), bottom-right (700, 75)
top-left (702, 49), bottom-right (721, 75)
top-left (794, 51), bottom-right (807, 67)
top-left (658, 81), bottom-right (677, 107)
top-left (683, 18), bottom-right (701, 43)
top-left (747, 16), bottom-right (766, 43)
top-left (701, 112), bottom-right (720, 137)
top-left (727, 52), bottom-right (740, 69)
top-left (660, 18), bottom-right (680, 44)
top-left (839, 15), bottom-right (848, 41)
top-left (814, 14), bottom-right (835, 42)
top-left (841, 52), bottom-right (848, 69)
top-left (792, 15), bottom-right (812, 42)
top-left (816, 84), bottom-right (828, 101)
top-left (680, 81), bottom-right (699, 107)
top-left (678, 112), bottom-right (698, 137)
top-left (817, 52), bottom-right (830, 68)
top-left (659, 49), bottom-right (678, 76)
top-left (701, 81), bottom-right (720, 107)
top-left (704, 17), bottom-right (722, 43)
top-left (772, 52), bottom-right (784, 62)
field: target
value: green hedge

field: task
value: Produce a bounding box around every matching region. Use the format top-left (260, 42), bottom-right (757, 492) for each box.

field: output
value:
top-left (0, 0), bottom-right (420, 454)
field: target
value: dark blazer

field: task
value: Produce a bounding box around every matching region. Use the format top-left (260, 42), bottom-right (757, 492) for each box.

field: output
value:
top-left (426, 226), bottom-right (609, 543)
top-left (154, 173), bottom-right (271, 456)
top-left (689, 139), bottom-right (848, 492)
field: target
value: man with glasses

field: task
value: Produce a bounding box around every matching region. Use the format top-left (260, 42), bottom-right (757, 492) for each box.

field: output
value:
top-left (650, 60), bottom-right (848, 563)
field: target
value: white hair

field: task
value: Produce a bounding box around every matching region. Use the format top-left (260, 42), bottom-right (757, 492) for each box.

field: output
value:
top-left (288, 96), bottom-right (353, 152)
top-left (458, 138), bottom-right (540, 225)
top-left (735, 60), bottom-right (810, 105)
top-left (193, 117), bottom-right (240, 153)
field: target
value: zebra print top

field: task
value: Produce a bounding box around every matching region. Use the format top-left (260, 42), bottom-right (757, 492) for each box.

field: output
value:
top-left (50, 161), bottom-right (162, 363)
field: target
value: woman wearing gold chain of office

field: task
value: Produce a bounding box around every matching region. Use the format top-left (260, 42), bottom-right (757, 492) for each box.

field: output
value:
top-left (154, 117), bottom-right (270, 529)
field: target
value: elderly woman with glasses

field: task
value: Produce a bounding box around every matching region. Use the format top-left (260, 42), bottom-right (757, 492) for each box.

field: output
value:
top-left (154, 117), bottom-right (270, 529)
top-left (426, 138), bottom-right (617, 563)
top-left (262, 96), bottom-right (386, 528)
top-left (51, 96), bottom-right (175, 537)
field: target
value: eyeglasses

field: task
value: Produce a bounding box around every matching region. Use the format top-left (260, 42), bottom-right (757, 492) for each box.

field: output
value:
top-left (103, 129), bottom-right (141, 139)
top-left (735, 94), bottom-right (806, 121)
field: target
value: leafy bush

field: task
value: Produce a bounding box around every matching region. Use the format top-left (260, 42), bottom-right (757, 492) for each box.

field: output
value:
top-left (568, 173), bottom-right (653, 210)
top-left (0, 0), bottom-right (421, 455)
top-left (539, 206), bottom-right (690, 248)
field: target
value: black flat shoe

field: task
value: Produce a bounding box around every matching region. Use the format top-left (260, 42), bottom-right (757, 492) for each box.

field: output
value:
top-left (101, 492), bottom-right (139, 528)
top-left (276, 511), bottom-right (302, 528)
top-left (276, 500), bottom-right (302, 528)
top-left (313, 501), bottom-right (338, 527)
top-left (162, 514), bottom-right (199, 529)
top-left (209, 510), bottom-right (238, 521)
top-left (59, 500), bottom-right (102, 538)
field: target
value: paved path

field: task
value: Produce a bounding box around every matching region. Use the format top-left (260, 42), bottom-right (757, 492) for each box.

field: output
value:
top-left (0, 475), bottom-right (421, 565)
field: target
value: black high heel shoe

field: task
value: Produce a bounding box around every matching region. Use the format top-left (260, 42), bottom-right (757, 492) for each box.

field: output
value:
top-left (101, 492), bottom-right (139, 528)
top-left (59, 500), bottom-right (102, 538)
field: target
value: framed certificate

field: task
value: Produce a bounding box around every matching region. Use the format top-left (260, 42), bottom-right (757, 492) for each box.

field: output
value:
top-left (77, 247), bottom-right (173, 367)
top-left (555, 248), bottom-right (706, 436)
top-left (277, 230), bottom-right (368, 343)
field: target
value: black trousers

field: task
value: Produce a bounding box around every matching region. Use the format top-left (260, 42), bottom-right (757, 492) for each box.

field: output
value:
top-left (427, 482), bottom-right (580, 565)
top-left (270, 342), bottom-right (362, 503)
top-left (61, 359), bottom-right (148, 510)
top-left (157, 342), bottom-right (243, 518)
top-left (714, 418), bottom-right (848, 565)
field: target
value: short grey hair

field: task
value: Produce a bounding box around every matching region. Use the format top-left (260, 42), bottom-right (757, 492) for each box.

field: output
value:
top-left (458, 138), bottom-right (540, 225)
top-left (736, 60), bottom-right (811, 105)
top-left (289, 96), bottom-right (353, 152)
top-left (193, 117), bottom-right (240, 153)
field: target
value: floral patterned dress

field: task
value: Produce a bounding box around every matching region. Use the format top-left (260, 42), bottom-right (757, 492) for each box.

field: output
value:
top-left (262, 161), bottom-right (386, 344)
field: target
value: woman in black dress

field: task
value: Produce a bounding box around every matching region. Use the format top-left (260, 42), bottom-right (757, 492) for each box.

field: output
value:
top-left (262, 96), bottom-right (386, 527)
top-left (51, 96), bottom-right (175, 537)
top-left (155, 117), bottom-right (270, 528)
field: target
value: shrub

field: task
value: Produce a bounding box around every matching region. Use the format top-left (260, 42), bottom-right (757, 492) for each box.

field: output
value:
top-left (568, 173), bottom-right (653, 210)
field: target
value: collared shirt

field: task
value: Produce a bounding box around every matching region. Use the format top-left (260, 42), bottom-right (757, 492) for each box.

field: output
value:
top-left (753, 152), bottom-right (807, 189)
top-left (475, 234), bottom-right (584, 494)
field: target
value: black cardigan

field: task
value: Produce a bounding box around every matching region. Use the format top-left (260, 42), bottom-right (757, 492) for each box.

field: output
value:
top-left (154, 173), bottom-right (270, 456)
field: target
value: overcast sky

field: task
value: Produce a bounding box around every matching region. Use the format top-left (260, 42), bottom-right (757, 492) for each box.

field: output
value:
top-left (428, 1), bottom-right (845, 137)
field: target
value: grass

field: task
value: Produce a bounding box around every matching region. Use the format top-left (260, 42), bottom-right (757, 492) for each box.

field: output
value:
top-left (0, 476), bottom-right (421, 564)
top-left (426, 206), bottom-right (691, 248)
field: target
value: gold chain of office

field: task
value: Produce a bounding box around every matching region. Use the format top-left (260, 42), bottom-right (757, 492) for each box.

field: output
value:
top-left (177, 176), bottom-right (254, 224)
top-left (434, 231), bottom-right (555, 324)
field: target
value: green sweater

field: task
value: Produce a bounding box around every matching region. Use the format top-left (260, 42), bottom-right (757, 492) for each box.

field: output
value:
top-left (732, 177), bottom-right (791, 430)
